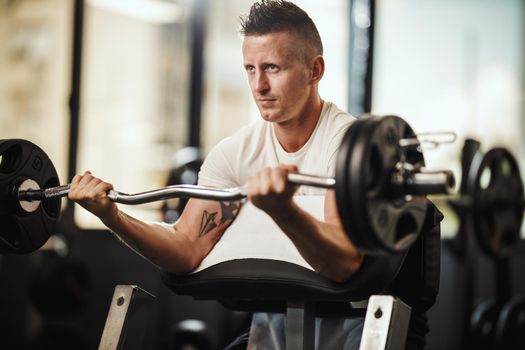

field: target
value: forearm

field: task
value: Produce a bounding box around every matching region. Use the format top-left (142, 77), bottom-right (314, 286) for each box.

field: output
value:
top-left (274, 204), bottom-right (364, 283)
top-left (102, 210), bottom-right (201, 274)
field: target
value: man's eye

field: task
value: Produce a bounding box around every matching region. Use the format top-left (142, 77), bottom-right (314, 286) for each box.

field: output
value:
top-left (267, 64), bottom-right (278, 71)
top-left (245, 66), bottom-right (255, 73)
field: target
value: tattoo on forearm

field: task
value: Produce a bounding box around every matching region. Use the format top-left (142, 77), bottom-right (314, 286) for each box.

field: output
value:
top-left (220, 201), bottom-right (240, 223)
top-left (198, 201), bottom-right (241, 237)
top-left (199, 211), bottom-right (218, 236)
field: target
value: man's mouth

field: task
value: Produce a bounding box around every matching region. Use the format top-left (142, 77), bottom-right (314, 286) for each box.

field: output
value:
top-left (257, 98), bottom-right (276, 107)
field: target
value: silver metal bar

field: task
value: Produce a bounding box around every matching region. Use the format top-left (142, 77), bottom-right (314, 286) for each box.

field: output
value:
top-left (107, 184), bottom-right (248, 204)
top-left (106, 173), bottom-right (335, 204)
top-left (17, 169), bottom-right (453, 207)
top-left (399, 131), bottom-right (457, 149)
top-left (44, 184), bottom-right (71, 198)
top-left (17, 173), bottom-right (336, 204)
top-left (406, 170), bottom-right (456, 195)
top-left (391, 162), bottom-right (456, 195)
top-left (17, 184), bottom-right (71, 201)
top-left (285, 301), bottom-right (315, 350)
top-left (359, 295), bottom-right (411, 350)
top-left (98, 285), bottom-right (156, 350)
top-left (287, 173), bottom-right (335, 188)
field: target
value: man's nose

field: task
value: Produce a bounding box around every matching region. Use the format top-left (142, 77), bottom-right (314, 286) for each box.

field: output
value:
top-left (254, 71), bottom-right (269, 94)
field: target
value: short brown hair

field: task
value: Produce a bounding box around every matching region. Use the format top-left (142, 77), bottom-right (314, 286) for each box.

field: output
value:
top-left (239, 0), bottom-right (323, 60)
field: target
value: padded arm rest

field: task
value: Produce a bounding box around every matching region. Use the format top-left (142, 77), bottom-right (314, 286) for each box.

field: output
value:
top-left (162, 252), bottom-right (406, 312)
top-left (161, 202), bottom-right (442, 314)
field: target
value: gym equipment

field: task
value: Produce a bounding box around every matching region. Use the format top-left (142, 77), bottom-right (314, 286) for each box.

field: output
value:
top-left (1, 115), bottom-right (455, 256)
top-left (98, 285), bottom-right (156, 350)
top-left (334, 115), bottom-right (450, 254)
top-left (162, 201), bottom-right (443, 350)
top-left (0, 139), bottom-right (61, 254)
top-left (170, 319), bottom-right (212, 350)
top-left (449, 140), bottom-right (523, 259)
top-left (467, 148), bottom-right (524, 259)
top-left (495, 295), bottom-right (525, 350)
top-left (445, 139), bottom-right (525, 350)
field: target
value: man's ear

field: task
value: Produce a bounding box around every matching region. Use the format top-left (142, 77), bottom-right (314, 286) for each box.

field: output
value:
top-left (309, 55), bottom-right (325, 85)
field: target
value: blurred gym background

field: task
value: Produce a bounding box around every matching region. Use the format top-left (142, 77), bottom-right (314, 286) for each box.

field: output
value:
top-left (0, 0), bottom-right (524, 349)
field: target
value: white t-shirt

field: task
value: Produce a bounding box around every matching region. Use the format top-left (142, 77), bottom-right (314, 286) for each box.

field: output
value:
top-left (194, 101), bottom-right (355, 273)
top-left (198, 101), bottom-right (354, 192)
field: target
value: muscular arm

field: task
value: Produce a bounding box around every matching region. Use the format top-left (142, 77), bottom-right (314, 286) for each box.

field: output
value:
top-left (104, 199), bottom-right (241, 274)
top-left (271, 190), bottom-right (363, 283)
top-left (248, 166), bottom-right (364, 283)
top-left (69, 171), bottom-right (241, 274)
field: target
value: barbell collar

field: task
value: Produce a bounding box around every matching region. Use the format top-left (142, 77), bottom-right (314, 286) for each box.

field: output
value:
top-left (18, 182), bottom-right (70, 202)
top-left (17, 179), bottom-right (42, 212)
top-left (392, 169), bottom-right (456, 195)
top-left (406, 170), bottom-right (456, 195)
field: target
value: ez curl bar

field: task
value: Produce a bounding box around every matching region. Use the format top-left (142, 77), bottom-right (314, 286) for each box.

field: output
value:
top-left (2, 115), bottom-right (456, 255)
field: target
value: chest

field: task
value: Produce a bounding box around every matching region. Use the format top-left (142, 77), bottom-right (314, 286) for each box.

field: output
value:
top-left (236, 141), bottom-right (329, 196)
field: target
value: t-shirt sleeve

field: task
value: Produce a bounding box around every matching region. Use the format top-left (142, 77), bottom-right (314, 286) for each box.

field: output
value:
top-left (198, 138), bottom-right (239, 188)
top-left (326, 122), bottom-right (353, 178)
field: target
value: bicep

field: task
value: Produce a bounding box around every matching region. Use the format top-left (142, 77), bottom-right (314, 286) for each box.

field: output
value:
top-left (175, 198), bottom-right (242, 240)
top-left (324, 190), bottom-right (343, 227)
top-left (324, 190), bottom-right (363, 255)
top-left (319, 189), bottom-right (364, 280)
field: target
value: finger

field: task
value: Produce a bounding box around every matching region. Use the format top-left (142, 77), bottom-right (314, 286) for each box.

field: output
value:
top-left (77, 172), bottom-right (95, 188)
top-left (259, 167), bottom-right (272, 195)
top-left (271, 167), bottom-right (287, 193)
top-left (85, 178), bottom-right (103, 198)
top-left (280, 164), bottom-right (298, 173)
top-left (71, 174), bottom-right (82, 186)
top-left (92, 181), bottom-right (113, 199)
top-left (68, 175), bottom-right (83, 200)
top-left (246, 175), bottom-right (258, 199)
top-left (279, 165), bottom-right (299, 194)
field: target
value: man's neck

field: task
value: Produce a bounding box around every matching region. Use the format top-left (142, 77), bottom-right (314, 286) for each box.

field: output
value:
top-left (273, 96), bottom-right (324, 153)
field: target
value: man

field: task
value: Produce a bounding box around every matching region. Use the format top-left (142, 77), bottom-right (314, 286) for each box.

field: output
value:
top-left (70, 1), bottom-right (372, 348)
top-left (69, 0), bottom-right (363, 283)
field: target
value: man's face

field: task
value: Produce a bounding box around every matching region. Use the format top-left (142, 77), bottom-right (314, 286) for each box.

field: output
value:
top-left (242, 32), bottom-right (312, 124)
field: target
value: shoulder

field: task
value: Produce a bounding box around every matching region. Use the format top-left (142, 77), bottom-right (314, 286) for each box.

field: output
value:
top-left (199, 120), bottom-right (269, 187)
top-left (228, 119), bottom-right (268, 144)
top-left (322, 101), bottom-right (357, 131)
top-left (316, 102), bottom-right (358, 175)
top-left (316, 101), bottom-right (356, 144)
top-left (204, 119), bottom-right (265, 156)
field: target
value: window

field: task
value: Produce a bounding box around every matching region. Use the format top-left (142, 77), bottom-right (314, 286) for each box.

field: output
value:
top-left (0, 0), bottom-right (72, 185)
top-left (372, 0), bottom-right (525, 237)
top-left (76, 0), bottom-right (192, 228)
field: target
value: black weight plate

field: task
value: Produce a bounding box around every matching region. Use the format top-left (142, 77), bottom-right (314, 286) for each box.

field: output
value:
top-left (467, 148), bottom-right (524, 259)
top-left (336, 115), bottom-right (427, 254)
top-left (495, 295), bottom-right (525, 350)
top-left (348, 116), bottom-right (401, 252)
top-left (470, 299), bottom-right (499, 350)
top-left (336, 117), bottom-right (373, 251)
top-left (0, 139), bottom-right (61, 254)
